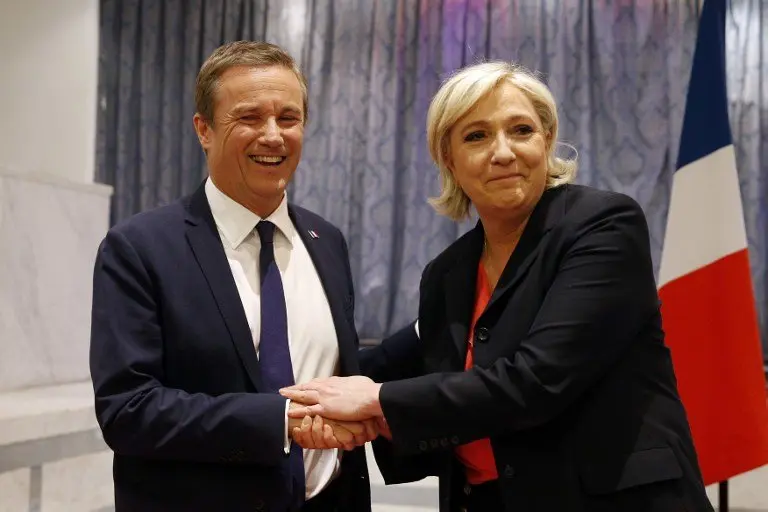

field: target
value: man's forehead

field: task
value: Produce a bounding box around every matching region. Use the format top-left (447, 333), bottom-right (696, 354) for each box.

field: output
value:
top-left (214, 67), bottom-right (303, 111)
top-left (230, 100), bottom-right (302, 113)
top-left (219, 66), bottom-right (301, 91)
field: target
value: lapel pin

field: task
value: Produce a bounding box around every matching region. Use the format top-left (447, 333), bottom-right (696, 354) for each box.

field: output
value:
top-left (308, 230), bottom-right (319, 239)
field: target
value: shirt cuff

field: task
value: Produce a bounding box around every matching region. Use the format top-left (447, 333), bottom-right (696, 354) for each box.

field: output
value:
top-left (284, 399), bottom-right (291, 454)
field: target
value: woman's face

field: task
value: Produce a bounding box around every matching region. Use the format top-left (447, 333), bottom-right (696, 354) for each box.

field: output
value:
top-left (447, 82), bottom-right (550, 220)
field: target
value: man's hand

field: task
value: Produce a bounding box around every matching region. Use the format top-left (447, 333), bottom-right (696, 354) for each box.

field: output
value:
top-left (375, 415), bottom-right (392, 441)
top-left (280, 376), bottom-right (383, 422)
top-left (290, 415), bottom-right (378, 451)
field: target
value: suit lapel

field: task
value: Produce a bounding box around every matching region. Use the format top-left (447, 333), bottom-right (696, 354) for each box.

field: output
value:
top-left (184, 184), bottom-right (263, 390)
top-left (485, 185), bottom-right (568, 312)
top-left (290, 207), bottom-right (360, 376)
top-left (441, 186), bottom-right (569, 361)
top-left (442, 226), bottom-right (484, 362)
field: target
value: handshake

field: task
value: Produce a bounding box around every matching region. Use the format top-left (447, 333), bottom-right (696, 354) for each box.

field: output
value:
top-left (280, 375), bottom-right (390, 451)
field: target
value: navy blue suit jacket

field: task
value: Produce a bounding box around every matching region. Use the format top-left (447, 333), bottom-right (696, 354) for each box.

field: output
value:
top-left (89, 183), bottom-right (370, 512)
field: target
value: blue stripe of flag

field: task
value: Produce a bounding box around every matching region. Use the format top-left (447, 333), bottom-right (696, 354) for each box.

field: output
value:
top-left (676, 0), bottom-right (733, 171)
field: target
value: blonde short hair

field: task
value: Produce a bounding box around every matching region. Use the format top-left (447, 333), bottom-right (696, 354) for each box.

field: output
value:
top-left (195, 41), bottom-right (308, 125)
top-left (427, 61), bottom-right (577, 220)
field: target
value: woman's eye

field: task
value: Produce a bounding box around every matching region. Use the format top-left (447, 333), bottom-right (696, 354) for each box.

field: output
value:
top-left (464, 131), bottom-right (485, 142)
top-left (515, 125), bottom-right (534, 135)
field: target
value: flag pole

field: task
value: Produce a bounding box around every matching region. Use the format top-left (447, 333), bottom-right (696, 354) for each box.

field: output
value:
top-left (719, 480), bottom-right (728, 512)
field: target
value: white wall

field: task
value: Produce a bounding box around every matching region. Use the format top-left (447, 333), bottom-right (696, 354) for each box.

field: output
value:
top-left (0, 0), bottom-right (99, 184)
top-left (0, 0), bottom-right (109, 393)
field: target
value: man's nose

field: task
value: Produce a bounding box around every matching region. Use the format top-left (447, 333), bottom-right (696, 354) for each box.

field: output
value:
top-left (260, 118), bottom-right (283, 147)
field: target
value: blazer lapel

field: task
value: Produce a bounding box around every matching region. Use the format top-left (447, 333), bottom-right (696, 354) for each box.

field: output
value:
top-left (290, 207), bottom-right (360, 376)
top-left (184, 184), bottom-right (263, 390)
top-left (485, 185), bottom-right (568, 312)
top-left (440, 186), bottom-right (569, 362)
top-left (442, 226), bottom-right (484, 363)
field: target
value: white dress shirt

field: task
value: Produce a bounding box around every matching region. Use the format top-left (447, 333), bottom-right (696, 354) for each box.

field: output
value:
top-left (205, 178), bottom-right (341, 499)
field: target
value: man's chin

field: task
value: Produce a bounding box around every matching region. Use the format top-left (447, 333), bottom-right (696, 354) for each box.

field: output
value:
top-left (245, 176), bottom-right (292, 197)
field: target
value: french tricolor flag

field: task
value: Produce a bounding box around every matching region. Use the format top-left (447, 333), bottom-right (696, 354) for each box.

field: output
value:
top-left (658, 0), bottom-right (768, 485)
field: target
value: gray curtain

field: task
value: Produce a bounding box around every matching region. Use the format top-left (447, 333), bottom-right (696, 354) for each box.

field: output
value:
top-left (727, 0), bottom-right (768, 366)
top-left (97, 0), bottom-right (767, 362)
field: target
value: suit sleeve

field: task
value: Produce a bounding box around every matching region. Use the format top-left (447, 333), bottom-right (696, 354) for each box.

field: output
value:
top-left (379, 194), bottom-right (659, 455)
top-left (339, 233), bottom-right (358, 337)
top-left (90, 228), bottom-right (288, 465)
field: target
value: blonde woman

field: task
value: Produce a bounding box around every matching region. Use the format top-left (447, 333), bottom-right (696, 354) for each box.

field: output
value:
top-left (283, 62), bottom-right (711, 512)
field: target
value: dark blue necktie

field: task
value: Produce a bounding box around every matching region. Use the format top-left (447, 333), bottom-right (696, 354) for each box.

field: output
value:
top-left (256, 221), bottom-right (305, 508)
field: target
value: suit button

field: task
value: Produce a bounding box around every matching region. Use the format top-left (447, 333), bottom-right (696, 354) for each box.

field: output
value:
top-left (418, 441), bottom-right (428, 451)
top-left (254, 498), bottom-right (265, 511)
top-left (451, 436), bottom-right (460, 445)
top-left (440, 438), bottom-right (449, 447)
top-left (475, 327), bottom-right (489, 343)
top-left (503, 464), bottom-right (515, 478)
top-left (430, 438), bottom-right (439, 448)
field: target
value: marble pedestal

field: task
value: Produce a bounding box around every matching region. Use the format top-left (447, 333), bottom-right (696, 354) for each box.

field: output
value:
top-left (0, 169), bottom-right (114, 511)
top-left (0, 169), bottom-right (112, 392)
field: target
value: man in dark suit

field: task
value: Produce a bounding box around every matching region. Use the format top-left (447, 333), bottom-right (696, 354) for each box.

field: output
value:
top-left (89, 41), bottom-right (372, 512)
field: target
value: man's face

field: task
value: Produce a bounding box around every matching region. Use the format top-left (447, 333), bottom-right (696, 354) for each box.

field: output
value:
top-left (193, 65), bottom-right (305, 216)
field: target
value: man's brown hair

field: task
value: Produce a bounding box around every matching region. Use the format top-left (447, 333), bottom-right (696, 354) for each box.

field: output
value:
top-left (195, 41), bottom-right (308, 125)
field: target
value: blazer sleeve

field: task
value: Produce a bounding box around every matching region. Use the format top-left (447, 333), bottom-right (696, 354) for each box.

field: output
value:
top-left (359, 321), bottom-right (423, 382)
top-left (356, 264), bottom-right (435, 483)
top-left (359, 262), bottom-right (431, 382)
top-left (89, 228), bottom-right (288, 466)
top-left (379, 194), bottom-right (660, 455)
top-left (359, 321), bottom-right (440, 484)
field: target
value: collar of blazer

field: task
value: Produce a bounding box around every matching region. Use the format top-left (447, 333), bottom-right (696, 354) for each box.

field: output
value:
top-left (183, 181), bottom-right (360, 384)
top-left (439, 184), bottom-right (570, 358)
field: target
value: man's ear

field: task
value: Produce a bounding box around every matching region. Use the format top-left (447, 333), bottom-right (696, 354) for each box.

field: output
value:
top-left (193, 113), bottom-right (213, 152)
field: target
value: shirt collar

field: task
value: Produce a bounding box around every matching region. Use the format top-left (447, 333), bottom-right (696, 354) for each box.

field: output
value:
top-left (204, 177), bottom-right (294, 249)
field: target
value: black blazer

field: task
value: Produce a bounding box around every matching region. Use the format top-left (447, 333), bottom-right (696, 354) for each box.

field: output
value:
top-left (89, 183), bottom-right (370, 512)
top-left (362, 184), bottom-right (712, 512)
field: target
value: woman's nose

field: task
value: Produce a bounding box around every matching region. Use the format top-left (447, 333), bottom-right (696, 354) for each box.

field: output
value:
top-left (491, 134), bottom-right (516, 165)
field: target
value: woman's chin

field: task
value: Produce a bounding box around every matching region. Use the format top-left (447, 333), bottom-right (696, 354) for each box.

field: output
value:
top-left (491, 189), bottom-right (527, 209)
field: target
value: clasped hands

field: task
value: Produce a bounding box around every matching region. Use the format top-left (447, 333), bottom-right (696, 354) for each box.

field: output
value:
top-left (280, 376), bottom-right (391, 451)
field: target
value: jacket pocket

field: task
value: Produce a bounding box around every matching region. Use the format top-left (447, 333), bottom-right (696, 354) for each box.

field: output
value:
top-left (580, 446), bottom-right (683, 495)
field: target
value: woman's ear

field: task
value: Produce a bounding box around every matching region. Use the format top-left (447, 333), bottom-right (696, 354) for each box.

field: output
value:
top-left (443, 143), bottom-right (455, 175)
